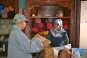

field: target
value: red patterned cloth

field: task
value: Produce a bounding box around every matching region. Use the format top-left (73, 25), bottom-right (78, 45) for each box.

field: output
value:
top-left (4, 7), bottom-right (9, 13)
top-left (46, 22), bottom-right (53, 30)
top-left (2, 13), bottom-right (7, 18)
top-left (34, 18), bottom-right (41, 23)
top-left (32, 27), bottom-right (38, 33)
top-left (63, 25), bottom-right (68, 29)
top-left (39, 22), bottom-right (44, 28)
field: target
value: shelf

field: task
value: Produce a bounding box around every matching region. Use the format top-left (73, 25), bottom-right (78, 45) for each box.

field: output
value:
top-left (27, 0), bottom-right (78, 47)
top-left (31, 16), bottom-right (71, 18)
top-left (0, 51), bottom-right (7, 56)
top-left (0, 18), bottom-right (13, 20)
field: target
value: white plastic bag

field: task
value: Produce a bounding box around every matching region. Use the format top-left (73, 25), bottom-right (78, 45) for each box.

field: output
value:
top-left (72, 51), bottom-right (80, 58)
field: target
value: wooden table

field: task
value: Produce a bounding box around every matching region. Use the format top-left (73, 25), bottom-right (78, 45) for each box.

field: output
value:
top-left (0, 52), bottom-right (7, 56)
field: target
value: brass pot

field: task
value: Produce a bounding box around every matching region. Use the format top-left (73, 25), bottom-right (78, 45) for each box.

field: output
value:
top-left (38, 5), bottom-right (62, 16)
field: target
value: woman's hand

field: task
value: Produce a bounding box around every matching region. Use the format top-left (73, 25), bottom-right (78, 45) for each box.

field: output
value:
top-left (62, 48), bottom-right (71, 54)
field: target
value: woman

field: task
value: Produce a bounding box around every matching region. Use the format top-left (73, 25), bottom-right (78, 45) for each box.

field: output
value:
top-left (46, 19), bottom-right (70, 58)
top-left (47, 19), bottom-right (69, 47)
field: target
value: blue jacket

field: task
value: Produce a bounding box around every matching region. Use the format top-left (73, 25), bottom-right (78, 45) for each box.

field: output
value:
top-left (47, 30), bottom-right (69, 47)
top-left (7, 25), bottom-right (43, 58)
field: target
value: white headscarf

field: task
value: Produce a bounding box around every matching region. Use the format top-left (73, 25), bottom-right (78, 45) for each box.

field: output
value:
top-left (50, 19), bottom-right (65, 37)
top-left (55, 19), bottom-right (63, 28)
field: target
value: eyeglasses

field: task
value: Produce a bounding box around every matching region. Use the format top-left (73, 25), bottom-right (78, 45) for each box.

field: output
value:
top-left (54, 24), bottom-right (59, 25)
top-left (25, 21), bottom-right (31, 24)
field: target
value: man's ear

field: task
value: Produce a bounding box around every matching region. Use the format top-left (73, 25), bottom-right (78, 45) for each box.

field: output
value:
top-left (20, 21), bottom-right (24, 24)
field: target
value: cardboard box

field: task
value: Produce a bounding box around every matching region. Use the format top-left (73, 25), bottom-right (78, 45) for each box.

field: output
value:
top-left (34, 34), bottom-right (51, 50)
top-left (36, 47), bottom-right (54, 58)
top-left (44, 47), bottom-right (54, 58)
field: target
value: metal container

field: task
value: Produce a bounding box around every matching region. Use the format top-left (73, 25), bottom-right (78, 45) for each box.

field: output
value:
top-left (38, 5), bottom-right (62, 16)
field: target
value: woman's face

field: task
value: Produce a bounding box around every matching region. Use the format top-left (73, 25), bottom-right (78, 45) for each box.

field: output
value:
top-left (54, 22), bottom-right (60, 30)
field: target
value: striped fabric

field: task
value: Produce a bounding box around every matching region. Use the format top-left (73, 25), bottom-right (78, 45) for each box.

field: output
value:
top-left (19, 3), bottom-right (30, 38)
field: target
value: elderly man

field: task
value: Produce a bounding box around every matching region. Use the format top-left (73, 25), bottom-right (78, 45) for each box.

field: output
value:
top-left (7, 14), bottom-right (43, 58)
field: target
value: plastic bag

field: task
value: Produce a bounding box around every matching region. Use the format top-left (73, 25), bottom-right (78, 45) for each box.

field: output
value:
top-left (72, 48), bottom-right (86, 56)
top-left (72, 51), bottom-right (80, 58)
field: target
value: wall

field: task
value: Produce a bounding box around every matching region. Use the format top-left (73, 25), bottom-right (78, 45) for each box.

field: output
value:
top-left (0, 19), bottom-right (13, 34)
top-left (80, 1), bottom-right (87, 49)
